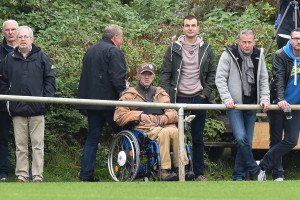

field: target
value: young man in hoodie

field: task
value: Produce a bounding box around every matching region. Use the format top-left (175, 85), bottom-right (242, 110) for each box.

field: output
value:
top-left (215, 29), bottom-right (270, 181)
top-left (258, 28), bottom-right (300, 181)
top-left (161, 15), bottom-right (216, 181)
top-left (0, 19), bottom-right (19, 181)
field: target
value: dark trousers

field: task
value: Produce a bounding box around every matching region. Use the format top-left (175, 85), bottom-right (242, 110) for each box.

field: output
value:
top-left (80, 110), bottom-right (121, 179)
top-left (0, 111), bottom-right (11, 175)
top-left (260, 110), bottom-right (300, 179)
top-left (176, 95), bottom-right (207, 177)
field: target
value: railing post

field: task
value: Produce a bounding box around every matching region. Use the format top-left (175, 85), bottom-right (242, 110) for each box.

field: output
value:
top-left (178, 107), bottom-right (185, 181)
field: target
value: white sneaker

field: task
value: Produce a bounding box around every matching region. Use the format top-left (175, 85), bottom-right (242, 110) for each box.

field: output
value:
top-left (257, 170), bottom-right (266, 181)
top-left (274, 177), bottom-right (284, 181)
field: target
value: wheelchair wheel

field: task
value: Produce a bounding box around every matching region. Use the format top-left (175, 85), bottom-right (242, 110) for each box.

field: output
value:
top-left (108, 130), bottom-right (140, 182)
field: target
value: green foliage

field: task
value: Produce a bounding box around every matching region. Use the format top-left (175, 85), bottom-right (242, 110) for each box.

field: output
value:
top-left (255, 1), bottom-right (276, 22)
top-left (131, 0), bottom-right (187, 23)
top-left (201, 4), bottom-right (276, 74)
top-left (204, 118), bottom-right (226, 141)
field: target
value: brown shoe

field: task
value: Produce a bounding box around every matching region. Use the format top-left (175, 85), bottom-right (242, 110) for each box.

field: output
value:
top-left (195, 175), bottom-right (206, 181)
top-left (33, 176), bottom-right (43, 183)
top-left (161, 169), bottom-right (178, 181)
top-left (16, 176), bottom-right (26, 183)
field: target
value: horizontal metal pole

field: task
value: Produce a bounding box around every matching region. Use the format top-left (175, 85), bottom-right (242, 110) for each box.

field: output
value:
top-left (1, 94), bottom-right (300, 110)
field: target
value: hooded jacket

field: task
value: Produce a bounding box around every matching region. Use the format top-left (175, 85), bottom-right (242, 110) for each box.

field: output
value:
top-left (161, 36), bottom-right (216, 103)
top-left (114, 87), bottom-right (177, 130)
top-left (216, 44), bottom-right (270, 104)
top-left (2, 44), bottom-right (56, 116)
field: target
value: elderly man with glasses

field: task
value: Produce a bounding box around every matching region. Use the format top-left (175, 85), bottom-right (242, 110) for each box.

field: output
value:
top-left (2, 25), bottom-right (56, 183)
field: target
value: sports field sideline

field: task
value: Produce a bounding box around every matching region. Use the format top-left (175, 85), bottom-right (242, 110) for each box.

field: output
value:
top-left (1, 181), bottom-right (300, 200)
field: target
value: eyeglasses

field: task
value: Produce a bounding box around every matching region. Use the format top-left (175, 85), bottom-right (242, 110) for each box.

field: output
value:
top-left (18, 35), bottom-right (31, 39)
top-left (291, 37), bottom-right (300, 42)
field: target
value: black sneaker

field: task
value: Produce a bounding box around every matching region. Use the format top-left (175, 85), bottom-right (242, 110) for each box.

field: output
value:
top-left (80, 176), bottom-right (100, 182)
top-left (0, 173), bottom-right (8, 181)
top-left (185, 171), bottom-right (195, 181)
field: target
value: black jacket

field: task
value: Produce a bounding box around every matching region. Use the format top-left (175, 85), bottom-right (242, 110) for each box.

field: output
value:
top-left (270, 48), bottom-right (293, 104)
top-left (161, 40), bottom-right (216, 103)
top-left (2, 44), bottom-right (56, 116)
top-left (0, 39), bottom-right (14, 112)
top-left (77, 37), bottom-right (127, 110)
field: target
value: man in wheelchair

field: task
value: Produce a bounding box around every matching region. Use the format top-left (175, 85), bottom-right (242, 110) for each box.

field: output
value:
top-left (114, 63), bottom-right (194, 181)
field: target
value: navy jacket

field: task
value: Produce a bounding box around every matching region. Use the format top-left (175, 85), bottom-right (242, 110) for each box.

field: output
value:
top-left (77, 36), bottom-right (127, 110)
top-left (0, 39), bottom-right (14, 112)
top-left (2, 44), bottom-right (56, 116)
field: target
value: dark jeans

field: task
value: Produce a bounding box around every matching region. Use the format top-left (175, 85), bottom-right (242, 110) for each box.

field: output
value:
top-left (0, 111), bottom-right (11, 175)
top-left (227, 110), bottom-right (257, 180)
top-left (260, 110), bottom-right (300, 179)
top-left (80, 110), bottom-right (121, 179)
top-left (176, 95), bottom-right (207, 177)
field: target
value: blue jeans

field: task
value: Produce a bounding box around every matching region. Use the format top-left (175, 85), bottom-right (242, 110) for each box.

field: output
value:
top-left (80, 110), bottom-right (121, 179)
top-left (0, 111), bottom-right (11, 175)
top-left (260, 110), bottom-right (300, 179)
top-left (176, 95), bottom-right (207, 177)
top-left (227, 110), bottom-right (257, 180)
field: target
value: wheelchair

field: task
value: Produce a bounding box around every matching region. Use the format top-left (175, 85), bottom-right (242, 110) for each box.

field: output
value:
top-left (108, 118), bottom-right (194, 182)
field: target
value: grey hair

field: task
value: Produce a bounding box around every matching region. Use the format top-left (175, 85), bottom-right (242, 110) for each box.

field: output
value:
top-left (103, 24), bottom-right (122, 39)
top-left (17, 26), bottom-right (34, 38)
top-left (238, 29), bottom-right (254, 39)
top-left (2, 19), bottom-right (18, 32)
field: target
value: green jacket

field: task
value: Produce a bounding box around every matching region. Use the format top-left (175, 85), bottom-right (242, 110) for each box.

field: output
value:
top-left (161, 39), bottom-right (216, 103)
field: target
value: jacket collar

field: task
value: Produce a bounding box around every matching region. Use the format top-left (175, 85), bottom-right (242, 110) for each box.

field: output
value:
top-left (102, 36), bottom-right (115, 46)
top-left (225, 44), bottom-right (260, 60)
top-left (13, 44), bottom-right (41, 59)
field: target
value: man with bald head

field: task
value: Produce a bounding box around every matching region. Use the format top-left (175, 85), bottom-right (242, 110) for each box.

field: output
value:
top-left (0, 19), bottom-right (18, 181)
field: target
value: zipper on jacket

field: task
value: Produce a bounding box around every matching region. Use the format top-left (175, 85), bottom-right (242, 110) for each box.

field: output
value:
top-left (174, 43), bottom-right (210, 103)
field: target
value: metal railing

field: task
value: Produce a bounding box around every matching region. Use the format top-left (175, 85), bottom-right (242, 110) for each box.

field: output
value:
top-left (1, 94), bottom-right (300, 181)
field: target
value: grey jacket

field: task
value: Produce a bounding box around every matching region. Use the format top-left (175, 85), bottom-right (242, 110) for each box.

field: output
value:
top-left (161, 37), bottom-right (216, 103)
top-left (215, 46), bottom-right (269, 104)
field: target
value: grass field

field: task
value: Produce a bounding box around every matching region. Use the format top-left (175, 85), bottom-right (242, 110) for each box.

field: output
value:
top-left (1, 181), bottom-right (300, 200)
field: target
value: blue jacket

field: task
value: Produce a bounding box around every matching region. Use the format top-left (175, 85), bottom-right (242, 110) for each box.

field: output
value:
top-left (0, 39), bottom-right (14, 112)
